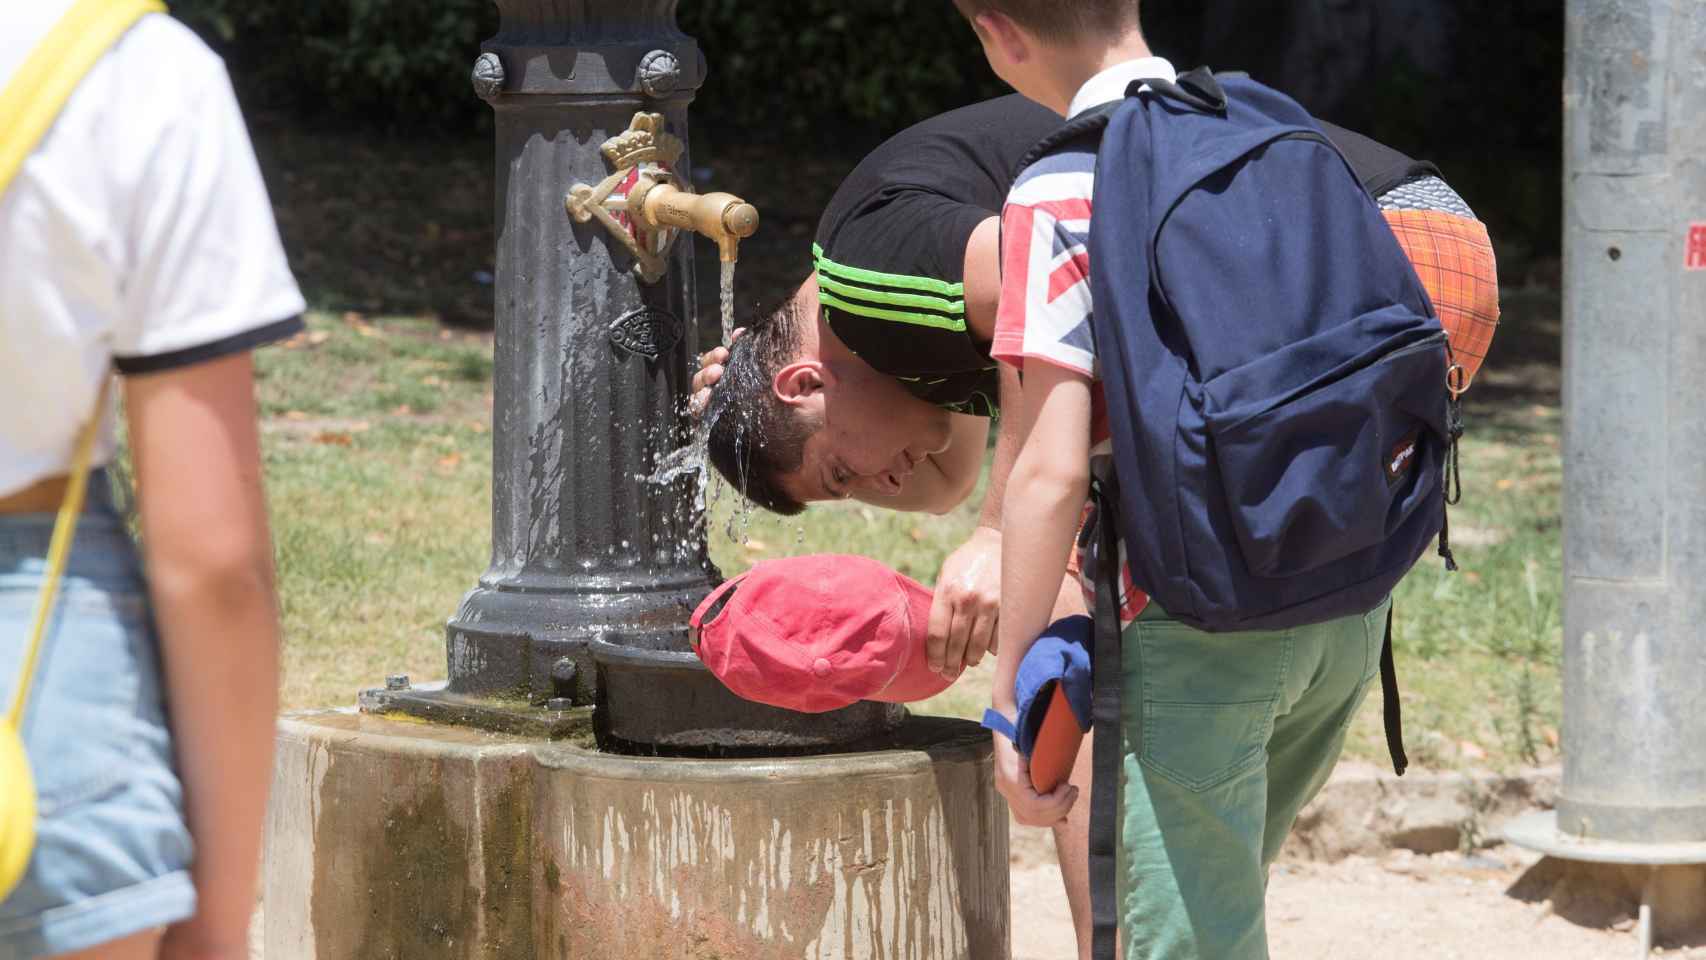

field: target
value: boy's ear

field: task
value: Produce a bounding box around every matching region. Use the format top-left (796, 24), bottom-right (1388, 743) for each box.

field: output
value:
top-left (774, 361), bottom-right (829, 407)
top-left (974, 10), bottom-right (1033, 66)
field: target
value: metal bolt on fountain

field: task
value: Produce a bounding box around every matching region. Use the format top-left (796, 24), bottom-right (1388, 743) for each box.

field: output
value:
top-left (264, 4), bottom-right (1008, 957)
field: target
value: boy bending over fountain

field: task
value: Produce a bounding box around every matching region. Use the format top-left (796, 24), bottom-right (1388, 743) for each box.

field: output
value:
top-left (693, 75), bottom-right (1497, 960)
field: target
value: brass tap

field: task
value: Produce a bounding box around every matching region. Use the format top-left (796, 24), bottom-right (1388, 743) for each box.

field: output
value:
top-left (627, 177), bottom-right (759, 264)
top-left (565, 112), bottom-right (761, 282)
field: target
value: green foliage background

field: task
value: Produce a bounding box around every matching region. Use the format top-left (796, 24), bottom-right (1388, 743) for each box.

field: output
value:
top-left (168, 0), bottom-right (1562, 257)
top-left (167, 0), bottom-right (1013, 134)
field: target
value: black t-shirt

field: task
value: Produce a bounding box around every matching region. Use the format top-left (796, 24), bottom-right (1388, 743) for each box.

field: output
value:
top-left (813, 97), bottom-right (1440, 419)
top-left (814, 95), bottom-right (1062, 418)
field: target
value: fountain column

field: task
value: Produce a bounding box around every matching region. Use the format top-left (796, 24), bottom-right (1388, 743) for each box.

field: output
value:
top-left (355, 0), bottom-right (899, 750)
top-left (445, 0), bottom-right (713, 705)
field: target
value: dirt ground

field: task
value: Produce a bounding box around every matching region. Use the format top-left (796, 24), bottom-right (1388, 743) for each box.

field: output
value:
top-left (1010, 835), bottom-right (1706, 960)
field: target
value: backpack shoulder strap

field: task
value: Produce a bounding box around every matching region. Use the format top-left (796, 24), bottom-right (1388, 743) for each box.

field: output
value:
top-left (1014, 66), bottom-right (1237, 179)
top-left (1088, 479), bottom-right (1124, 960)
top-left (1314, 119), bottom-right (1441, 198)
top-left (0, 0), bottom-right (166, 198)
top-left (1014, 102), bottom-right (1119, 181)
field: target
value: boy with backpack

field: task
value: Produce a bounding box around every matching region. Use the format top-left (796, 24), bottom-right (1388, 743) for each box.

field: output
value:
top-left (959, 1), bottom-right (1470, 957)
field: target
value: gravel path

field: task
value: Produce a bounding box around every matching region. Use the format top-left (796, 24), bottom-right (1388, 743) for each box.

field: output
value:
top-left (1011, 842), bottom-right (1706, 960)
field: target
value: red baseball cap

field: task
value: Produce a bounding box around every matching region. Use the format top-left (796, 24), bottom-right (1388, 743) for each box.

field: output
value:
top-left (688, 555), bottom-right (952, 713)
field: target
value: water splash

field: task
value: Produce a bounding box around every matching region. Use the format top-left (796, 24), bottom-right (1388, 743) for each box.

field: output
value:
top-left (638, 440), bottom-right (704, 487)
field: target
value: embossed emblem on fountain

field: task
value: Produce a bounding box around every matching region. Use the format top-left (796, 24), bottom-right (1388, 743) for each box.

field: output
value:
top-left (608, 306), bottom-right (681, 361)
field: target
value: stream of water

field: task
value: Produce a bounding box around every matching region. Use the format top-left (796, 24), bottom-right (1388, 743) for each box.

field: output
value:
top-left (719, 260), bottom-right (737, 348)
top-left (638, 260), bottom-right (757, 556)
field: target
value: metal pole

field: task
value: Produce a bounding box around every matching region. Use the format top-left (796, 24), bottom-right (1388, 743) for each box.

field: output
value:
top-left (1559, 0), bottom-right (1706, 844)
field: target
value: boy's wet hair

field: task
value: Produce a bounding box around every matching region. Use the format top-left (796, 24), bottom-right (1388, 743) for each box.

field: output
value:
top-left (953, 0), bottom-right (1139, 42)
top-left (703, 296), bottom-right (817, 517)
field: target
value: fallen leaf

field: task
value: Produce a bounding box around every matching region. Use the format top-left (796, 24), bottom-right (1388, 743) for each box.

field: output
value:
top-left (349, 421), bottom-right (372, 433)
top-left (909, 527), bottom-right (926, 542)
top-left (1543, 727), bottom-right (1559, 748)
top-left (284, 410), bottom-right (309, 421)
top-left (468, 421), bottom-right (488, 433)
top-left (307, 330), bottom-right (331, 346)
top-left (341, 311), bottom-right (364, 324)
top-left (313, 431), bottom-right (354, 447)
top-left (365, 532), bottom-right (390, 546)
top-left (744, 539), bottom-right (769, 553)
top-left (1459, 740), bottom-right (1488, 761)
top-left (437, 452), bottom-right (463, 470)
top-left (1496, 478), bottom-right (1516, 491)
top-left (393, 404), bottom-right (413, 416)
top-left (439, 329), bottom-right (454, 341)
top-left (356, 324), bottom-right (381, 339)
top-left (1463, 570), bottom-right (1483, 584)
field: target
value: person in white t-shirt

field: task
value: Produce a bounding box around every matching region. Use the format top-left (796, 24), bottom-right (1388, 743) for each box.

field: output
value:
top-left (0, 8), bottom-right (304, 959)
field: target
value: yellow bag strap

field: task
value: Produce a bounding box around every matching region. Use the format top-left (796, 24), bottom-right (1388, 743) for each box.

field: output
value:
top-left (2, 0), bottom-right (158, 729)
top-left (0, 0), bottom-right (167, 198)
top-left (5, 379), bottom-right (111, 729)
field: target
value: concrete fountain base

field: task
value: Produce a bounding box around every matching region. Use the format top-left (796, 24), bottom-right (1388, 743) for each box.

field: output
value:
top-left (263, 708), bottom-right (1008, 960)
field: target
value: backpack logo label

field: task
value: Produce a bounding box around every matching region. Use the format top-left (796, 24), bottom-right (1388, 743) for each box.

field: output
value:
top-left (1386, 428), bottom-right (1421, 486)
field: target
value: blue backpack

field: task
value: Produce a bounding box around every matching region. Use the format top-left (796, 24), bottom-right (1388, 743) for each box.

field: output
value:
top-left (1020, 68), bottom-right (1463, 960)
top-left (1080, 68), bottom-right (1455, 631)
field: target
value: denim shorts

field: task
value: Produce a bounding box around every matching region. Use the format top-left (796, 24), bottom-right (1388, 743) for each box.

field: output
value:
top-left (0, 482), bottom-right (196, 957)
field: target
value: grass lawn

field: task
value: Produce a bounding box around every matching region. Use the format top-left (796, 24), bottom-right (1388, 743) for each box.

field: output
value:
top-left (258, 286), bottom-right (1564, 774)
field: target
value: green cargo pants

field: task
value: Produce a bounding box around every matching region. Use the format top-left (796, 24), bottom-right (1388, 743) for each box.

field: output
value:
top-left (1116, 597), bottom-right (1391, 959)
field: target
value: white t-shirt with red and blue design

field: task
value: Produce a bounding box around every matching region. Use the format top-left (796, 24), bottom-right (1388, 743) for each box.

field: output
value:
top-left (991, 57), bottom-right (1180, 628)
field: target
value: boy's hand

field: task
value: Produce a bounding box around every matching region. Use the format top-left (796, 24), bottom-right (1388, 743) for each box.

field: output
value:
top-left (689, 327), bottom-right (745, 416)
top-left (992, 726), bottom-right (1079, 827)
top-left (928, 525), bottom-right (1002, 678)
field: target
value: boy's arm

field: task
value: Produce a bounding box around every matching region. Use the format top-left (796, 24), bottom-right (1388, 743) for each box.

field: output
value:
top-left (994, 361), bottom-right (1093, 716)
top-left (127, 355), bottom-right (282, 958)
top-left (993, 360), bottom-right (1092, 826)
top-left (921, 363), bottom-right (1024, 678)
top-left (914, 215), bottom-right (1027, 676)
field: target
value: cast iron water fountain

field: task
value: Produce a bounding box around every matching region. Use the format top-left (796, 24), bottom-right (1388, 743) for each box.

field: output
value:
top-left (356, 1), bottom-right (903, 753)
top-left (266, 6), bottom-right (1007, 957)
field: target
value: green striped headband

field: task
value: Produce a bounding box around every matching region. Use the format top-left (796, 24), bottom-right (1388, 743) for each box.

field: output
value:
top-left (812, 243), bottom-right (968, 332)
